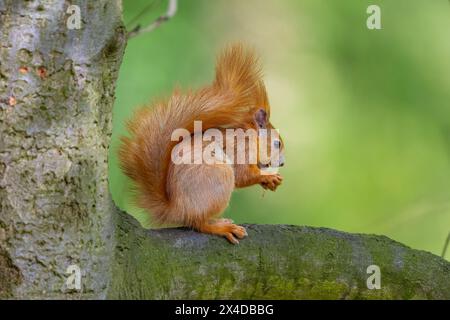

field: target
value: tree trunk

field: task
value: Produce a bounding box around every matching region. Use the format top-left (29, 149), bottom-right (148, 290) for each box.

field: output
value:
top-left (0, 0), bottom-right (126, 298)
top-left (0, 0), bottom-right (449, 300)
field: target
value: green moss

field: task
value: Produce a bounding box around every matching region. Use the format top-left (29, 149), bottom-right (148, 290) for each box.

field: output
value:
top-left (108, 212), bottom-right (450, 300)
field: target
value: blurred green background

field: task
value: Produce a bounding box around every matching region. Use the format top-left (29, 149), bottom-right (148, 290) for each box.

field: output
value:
top-left (110, 0), bottom-right (450, 259)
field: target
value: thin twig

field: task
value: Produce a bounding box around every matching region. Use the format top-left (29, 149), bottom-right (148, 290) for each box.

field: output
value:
top-left (128, 0), bottom-right (177, 39)
top-left (442, 232), bottom-right (450, 259)
top-left (125, 0), bottom-right (162, 29)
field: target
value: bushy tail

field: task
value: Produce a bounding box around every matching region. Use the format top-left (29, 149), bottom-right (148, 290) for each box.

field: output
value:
top-left (214, 43), bottom-right (270, 112)
top-left (118, 44), bottom-right (269, 223)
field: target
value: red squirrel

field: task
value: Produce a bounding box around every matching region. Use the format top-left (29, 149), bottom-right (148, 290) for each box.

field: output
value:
top-left (118, 44), bottom-right (285, 244)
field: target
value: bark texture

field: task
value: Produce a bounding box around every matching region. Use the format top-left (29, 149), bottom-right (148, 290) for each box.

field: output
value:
top-left (0, 0), bottom-right (126, 298)
top-left (110, 211), bottom-right (450, 299)
top-left (1, 0), bottom-right (449, 301)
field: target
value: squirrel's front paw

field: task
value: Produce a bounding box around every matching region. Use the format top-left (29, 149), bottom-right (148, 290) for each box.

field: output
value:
top-left (260, 173), bottom-right (283, 191)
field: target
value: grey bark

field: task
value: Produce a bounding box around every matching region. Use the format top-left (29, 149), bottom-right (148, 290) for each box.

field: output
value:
top-left (0, 0), bottom-right (449, 300)
top-left (0, 0), bottom-right (126, 298)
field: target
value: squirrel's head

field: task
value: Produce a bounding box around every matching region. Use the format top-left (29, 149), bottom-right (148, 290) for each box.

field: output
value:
top-left (253, 108), bottom-right (285, 171)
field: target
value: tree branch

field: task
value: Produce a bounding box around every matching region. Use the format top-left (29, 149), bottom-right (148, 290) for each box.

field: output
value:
top-left (442, 232), bottom-right (450, 259)
top-left (109, 210), bottom-right (450, 299)
top-left (127, 0), bottom-right (178, 39)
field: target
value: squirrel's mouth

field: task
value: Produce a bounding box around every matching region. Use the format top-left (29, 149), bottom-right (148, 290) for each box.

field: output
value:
top-left (258, 164), bottom-right (280, 175)
top-left (258, 160), bottom-right (284, 172)
top-left (257, 161), bottom-right (270, 169)
top-left (258, 156), bottom-right (285, 170)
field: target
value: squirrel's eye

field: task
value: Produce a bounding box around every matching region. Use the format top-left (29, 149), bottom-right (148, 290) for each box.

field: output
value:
top-left (273, 140), bottom-right (281, 149)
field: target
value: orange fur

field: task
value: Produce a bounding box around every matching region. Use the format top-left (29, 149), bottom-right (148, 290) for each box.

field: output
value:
top-left (118, 44), bottom-right (283, 244)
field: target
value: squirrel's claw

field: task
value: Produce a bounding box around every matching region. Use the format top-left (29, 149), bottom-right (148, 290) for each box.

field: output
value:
top-left (198, 221), bottom-right (247, 245)
top-left (225, 233), bottom-right (240, 244)
top-left (223, 223), bottom-right (247, 244)
top-left (260, 173), bottom-right (283, 191)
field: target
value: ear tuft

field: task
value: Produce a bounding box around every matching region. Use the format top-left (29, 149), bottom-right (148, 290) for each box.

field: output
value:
top-left (254, 108), bottom-right (267, 128)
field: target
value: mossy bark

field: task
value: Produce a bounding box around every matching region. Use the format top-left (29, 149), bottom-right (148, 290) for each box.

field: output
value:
top-left (1, 0), bottom-right (449, 300)
top-left (0, 0), bottom-right (126, 298)
top-left (110, 211), bottom-right (450, 300)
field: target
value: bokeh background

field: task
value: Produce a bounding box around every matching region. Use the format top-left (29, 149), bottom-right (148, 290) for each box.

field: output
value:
top-left (110, 0), bottom-right (450, 259)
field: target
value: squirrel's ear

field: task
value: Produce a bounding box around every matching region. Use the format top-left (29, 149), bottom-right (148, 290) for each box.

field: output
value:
top-left (254, 108), bottom-right (267, 129)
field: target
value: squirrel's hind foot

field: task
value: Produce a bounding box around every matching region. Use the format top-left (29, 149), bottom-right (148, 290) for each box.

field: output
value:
top-left (196, 220), bottom-right (247, 245)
